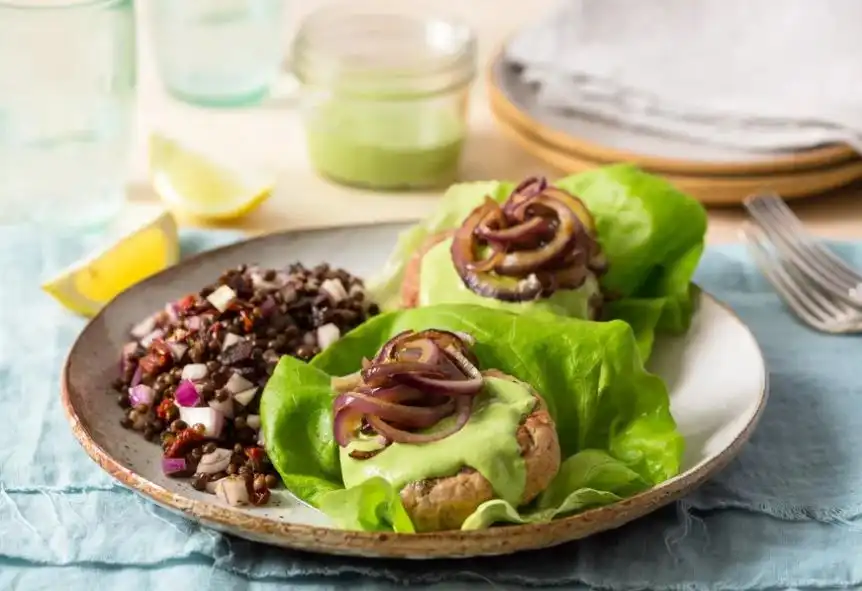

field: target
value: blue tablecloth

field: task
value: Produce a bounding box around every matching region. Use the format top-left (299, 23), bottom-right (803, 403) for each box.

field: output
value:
top-left (3, 230), bottom-right (862, 591)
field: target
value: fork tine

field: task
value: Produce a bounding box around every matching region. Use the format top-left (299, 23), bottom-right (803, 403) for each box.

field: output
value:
top-left (742, 225), bottom-right (832, 330)
top-left (746, 194), bottom-right (862, 285)
top-left (745, 195), bottom-right (862, 302)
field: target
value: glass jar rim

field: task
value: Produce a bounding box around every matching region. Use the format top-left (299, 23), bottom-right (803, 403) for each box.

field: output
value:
top-left (292, 5), bottom-right (477, 98)
top-left (0, 0), bottom-right (127, 10)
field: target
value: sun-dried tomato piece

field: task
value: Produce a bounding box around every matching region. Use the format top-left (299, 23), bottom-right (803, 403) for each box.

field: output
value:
top-left (165, 428), bottom-right (204, 458)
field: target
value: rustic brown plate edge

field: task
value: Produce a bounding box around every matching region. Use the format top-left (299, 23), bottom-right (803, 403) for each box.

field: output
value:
top-left (486, 51), bottom-right (857, 176)
top-left (60, 225), bottom-right (770, 559)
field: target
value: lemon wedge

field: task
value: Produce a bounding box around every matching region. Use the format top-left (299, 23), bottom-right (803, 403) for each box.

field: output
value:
top-left (42, 204), bottom-right (180, 317)
top-left (149, 134), bottom-right (274, 221)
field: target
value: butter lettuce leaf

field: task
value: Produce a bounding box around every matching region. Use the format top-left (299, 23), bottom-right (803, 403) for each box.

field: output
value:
top-left (367, 165), bottom-right (707, 359)
top-left (261, 304), bottom-right (683, 533)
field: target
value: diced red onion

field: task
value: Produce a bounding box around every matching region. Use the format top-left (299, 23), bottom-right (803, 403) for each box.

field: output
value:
top-left (164, 302), bottom-right (180, 322)
top-left (167, 341), bottom-right (188, 362)
top-left (246, 415), bottom-right (261, 430)
top-left (178, 406), bottom-right (225, 438)
top-left (208, 396), bottom-right (234, 419)
top-left (140, 328), bottom-right (164, 348)
top-left (260, 296), bottom-right (277, 317)
top-left (174, 380), bottom-right (201, 407)
top-left (196, 448), bottom-right (232, 474)
top-left (225, 372), bottom-right (254, 394)
top-left (186, 315), bottom-right (203, 331)
top-left (130, 365), bottom-right (143, 388)
top-left (128, 384), bottom-right (155, 407)
top-left (161, 457), bottom-right (187, 477)
top-left (222, 332), bottom-right (243, 351)
top-left (317, 323), bottom-right (340, 350)
top-left (130, 314), bottom-right (158, 339)
top-left (320, 278), bottom-right (348, 302)
top-left (181, 363), bottom-right (208, 381)
top-left (206, 285), bottom-right (237, 313)
top-left (233, 387), bottom-right (257, 407)
top-left (214, 475), bottom-right (250, 506)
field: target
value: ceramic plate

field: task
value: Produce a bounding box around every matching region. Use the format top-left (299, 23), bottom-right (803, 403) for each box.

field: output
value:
top-left (62, 223), bottom-right (768, 559)
top-left (490, 104), bottom-right (862, 205)
top-left (489, 55), bottom-right (856, 175)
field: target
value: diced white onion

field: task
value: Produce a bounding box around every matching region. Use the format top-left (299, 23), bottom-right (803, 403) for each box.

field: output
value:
top-left (317, 323), bottom-right (341, 350)
top-left (206, 285), bottom-right (237, 313)
top-left (320, 278), bottom-right (348, 302)
top-left (246, 415), bottom-right (261, 430)
top-left (225, 372), bottom-right (254, 394)
top-left (233, 387), bottom-right (257, 407)
top-left (215, 475), bottom-right (250, 506)
top-left (222, 332), bottom-right (242, 351)
top-left (196, 448), bottom-right (233, 474)
top-left (181, 363), bottom-right (209, 381)
top-left (178, 407), bottom-right (225, 439)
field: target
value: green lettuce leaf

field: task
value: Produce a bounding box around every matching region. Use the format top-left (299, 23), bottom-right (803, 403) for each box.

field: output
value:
top-left (261, 304), bottom-right (683, 532)
top-left (367, 165), bottom-right (707, 359)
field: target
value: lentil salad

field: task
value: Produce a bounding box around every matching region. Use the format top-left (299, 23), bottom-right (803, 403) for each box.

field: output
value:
top-left (113, 262), bottom-right (378, 506)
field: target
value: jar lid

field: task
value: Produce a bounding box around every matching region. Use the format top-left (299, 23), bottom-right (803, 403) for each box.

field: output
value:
top-left (292, 5), bottom-right (477, 98)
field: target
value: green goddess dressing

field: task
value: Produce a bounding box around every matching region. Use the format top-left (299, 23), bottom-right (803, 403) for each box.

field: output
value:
top-left (340, 377), bottom-right (536, 506)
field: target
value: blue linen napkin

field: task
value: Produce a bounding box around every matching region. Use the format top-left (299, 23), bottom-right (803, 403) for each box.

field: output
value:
top-left (3, 229), bottom-right (862, 591)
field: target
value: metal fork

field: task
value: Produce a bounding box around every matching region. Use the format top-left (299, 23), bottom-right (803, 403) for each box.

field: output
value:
top-left (744, 192), bottom-right (862, 306)
top-left (741, 223), bottom-right (862, 333)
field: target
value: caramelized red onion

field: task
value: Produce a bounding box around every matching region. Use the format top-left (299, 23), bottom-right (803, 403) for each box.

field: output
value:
top-left (450, 177), bottom-right (606, 302)
top-left (332, 330), bottom-right (484, 457)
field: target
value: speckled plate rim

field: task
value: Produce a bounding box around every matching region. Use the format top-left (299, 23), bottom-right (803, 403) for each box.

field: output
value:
top-left (487, 52), bottom-right (858, 176)
top-left (60, 225), bottom-right (769, 559)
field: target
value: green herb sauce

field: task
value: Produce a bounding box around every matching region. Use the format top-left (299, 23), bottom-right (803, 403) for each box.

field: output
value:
top-left (304, 98), bottom-right (465, 190)
top-left (340, 377), bottom-right (535, 506)
top-left (418, 238), bottom-right (600, 318)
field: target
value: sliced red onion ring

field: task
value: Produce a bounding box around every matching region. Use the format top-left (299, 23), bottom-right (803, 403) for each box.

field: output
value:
top-left (451, 178), bottom-right (604, 301)
top-left (335, 392), bottom-right (455, 430)
top-left (331, 371), bottom-right (363, 393)
top-left (333, 330), bottom-right (484, 453)
top-left (366, 395), bottom-right (473, 445)
top-left (360, 361), bottom-right (445, 388)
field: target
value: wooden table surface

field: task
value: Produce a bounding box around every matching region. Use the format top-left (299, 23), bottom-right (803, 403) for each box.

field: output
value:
top-left (129, 0), bottom-right (862, 245)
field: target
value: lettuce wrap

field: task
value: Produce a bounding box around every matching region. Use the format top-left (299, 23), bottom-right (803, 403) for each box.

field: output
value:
top-left (261, 304), bottom-right (683, 533)
top-left (368, 165), bottom-right (708, 360)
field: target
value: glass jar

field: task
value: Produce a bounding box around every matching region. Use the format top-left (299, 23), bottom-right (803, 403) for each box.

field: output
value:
top-left (291, 5), bottom-right (477, 190)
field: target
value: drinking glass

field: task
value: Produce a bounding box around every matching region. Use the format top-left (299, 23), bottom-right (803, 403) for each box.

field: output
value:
top-left (148, 0), bottom-right (288, 107)
top-left (0, 0), bottom-right (136, 233)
